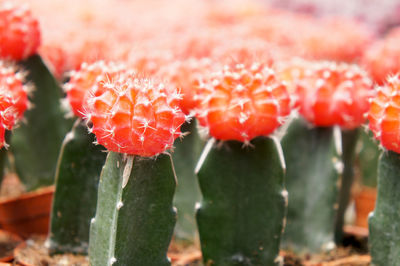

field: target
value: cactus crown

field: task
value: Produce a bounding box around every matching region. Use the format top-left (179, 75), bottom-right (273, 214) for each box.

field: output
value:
top-left (369, 75), bottom-right (400, 153)
top-left (157, 58), bottom-right (212, 115)
top-left (0, 2), bottom-right (41, 60)
top-left (194, 62), bottom-right (290, 142)
top-left (296, 62), bottom-right (373, 129)
top-left (85, 72), bottom-right (186, 157)
top-left (0, 61), bottom-right (29, 147)
top-left (64, 61), bottom-right (126, 118)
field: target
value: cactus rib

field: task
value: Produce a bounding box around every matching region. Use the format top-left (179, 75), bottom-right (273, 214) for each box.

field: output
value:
top-left (281, 118), bottom-right (342, 253)
top-left (89, 152), bottom-right (176, 266)
top-left (49, 119), bottom-right (106, 254)
top-left (369, 150), bottom-right (400, 266)
top-left (196, 137), bottom-right (286, 265)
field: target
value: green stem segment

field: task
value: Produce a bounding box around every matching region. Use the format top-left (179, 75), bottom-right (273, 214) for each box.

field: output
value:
top-left (0, 131), bottom-right (11, 185)
top-left (11, 55), bottom-right (71, 191)
top-left (172, 120), bottom-right (203, 241)
top-left (196, 137), bottom-right (286, 265)
top-left (89, 152), bottom-right (177, 266)
top-left (369, 150), bottom-right (400, 266)
top-left (358, 130), bottom-right (380, 188)
top-left (49, 120), bottom-right (107, 254)
top-left (281, 118), bottom-right (342, 253)
top-left (334, 128), bottom-right (359, 243)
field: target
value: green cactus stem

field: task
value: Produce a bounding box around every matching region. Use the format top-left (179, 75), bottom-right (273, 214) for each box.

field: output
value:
top-left (358, 130), bottom-right (380, 188)
top-left (334, 128), bottom-right (360, 243)
top-left (0, 131), bottom-right (11, 185)
top-left (196, 137), bottom-right (286, 265)
top-left (281, 118), bottom-right (342, 253)
top-left (48, 119), bottom-right (106, 255)
top-left (369, 150), bottom-right (400, 266)
top-left (89, 152), bottom-right (176, 266)
top-left (172, 120), bottom-right (203, 242)
top-left (11, 55), bottom-right (71, 191)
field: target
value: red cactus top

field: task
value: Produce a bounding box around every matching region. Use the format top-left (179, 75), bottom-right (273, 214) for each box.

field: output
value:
top-left (362, 27), bottom-right (400, 85)
top-left (0, 61), bottom-right (29, 147)
top-left (369, 75), bottom-right (400, 153)
top-left (194, 62), bottom-right (291, 142)
top-left (296, 62), bottom-right (374, 129)
top-left (65, 61), bottom-right (126, 118)
top-left (0, 2), bottom-right (40, 61)
top-left (157, 58), bottom-right (212, 115)
top-left (84, 72), bottom-right (186, 157)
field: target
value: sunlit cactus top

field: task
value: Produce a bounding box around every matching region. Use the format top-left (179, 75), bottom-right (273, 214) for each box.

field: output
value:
top-left (299, 18), bottom-right (372, 62)
top-left (296, 62), bottom-right (373, 129)
top-left (362, 27), bottom-right (400, 85)
top-left (84, 72), bottom-right (186, 157)
top-left (368, 75), bottom-right (400, 153)
top-left (276, 58), bottom-right (314, 108)
top-left (0, 61), bottom-right (29, 147)
top-left (211, 37), bottom-right (276, 65)
top-left (65, 61), bottom-right (126, 118)
top-left (157, 58), bottom-right (212, 115)
top-left (194, 62), bottom-right (291, 142)
top-left (0, 2), bottom-right (40, 61)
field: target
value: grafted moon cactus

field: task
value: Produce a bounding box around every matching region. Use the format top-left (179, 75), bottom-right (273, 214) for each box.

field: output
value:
top-left (282, 61), bottom-right (373, 252)
top-left (0, 60), bottom-right (28, 184)
top-left (86, 70), bottom-right (185, 266)
top-left (194, 61), bottom-right (290, 265)
top-left (368, 75), bottom-right (400, 266)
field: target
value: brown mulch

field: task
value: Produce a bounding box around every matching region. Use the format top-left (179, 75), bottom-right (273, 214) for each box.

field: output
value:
top-left (0, 230), bottom-right (22, 262)
top-left (14, 236), bottom-right (89, 266)
top-left (168, 239), bottom-right (370, 266)
top-left (282, 247), bottom-right (370, 266)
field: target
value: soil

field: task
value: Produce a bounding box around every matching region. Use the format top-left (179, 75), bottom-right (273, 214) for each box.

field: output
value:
top-left (168, 231), bottom-right (370, 266)
top-left (0, 231), bottom-right (22, 262)
top-left (11, 234), bottom-right (370, 265)
top-left (167, 248), bottom-right (370, 266)
top-left (282, 247), bottom-right (370, 266)
top-left (169, 240), bottom-right (202, 266)
top-left (14, 236), bottom-right (89, 266)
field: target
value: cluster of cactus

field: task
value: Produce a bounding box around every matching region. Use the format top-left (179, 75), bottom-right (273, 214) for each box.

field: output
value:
top-left (0, 2), bottom-right (71, 191)
top-left (4, 1), bottom-right (400, 266)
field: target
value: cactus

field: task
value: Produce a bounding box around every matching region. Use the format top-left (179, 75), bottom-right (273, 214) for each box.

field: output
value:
top-left (172, 120), bottom-right (203, 241)
top-left (281, 118), bottom-right (342, 253)
top-left (334, 128), bottom-right (359, 243)
top-left (83, 71), bottom-right (185, 265)
top-left (0, 131), bottom-right (11, 185)
top-left (48, 120), bottom-right (106, 254)
top-left (196, 137), bottom-right (286, 265)
top-left (0, 60), bottom-right (29, 184)
top-left (10, 55), bottom-right (71, 191)
top-left (358, 130), bottom-right (380, 188)
top-left (89, 152), bottom-right (176, 266)
top-left (367, 75), bottom-right (400, 265)
top-left (369, 150), bottom-right (400, 265)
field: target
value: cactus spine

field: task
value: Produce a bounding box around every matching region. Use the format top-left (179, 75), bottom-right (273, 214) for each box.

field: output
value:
top-left (172, 120), bottom-right (203, 241)
top-left (196, 137), bottom-right (286, 265)
top-left (49, 120), bottom-right (106, 254)
top-left (281, 118), bottom-right (342, 253)
top-left (369, 150), bottom-right (400, 266)
top-left (89, 152), bottom-right (176, 266)
top-left (11, 55), bottom-right (71, 191)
